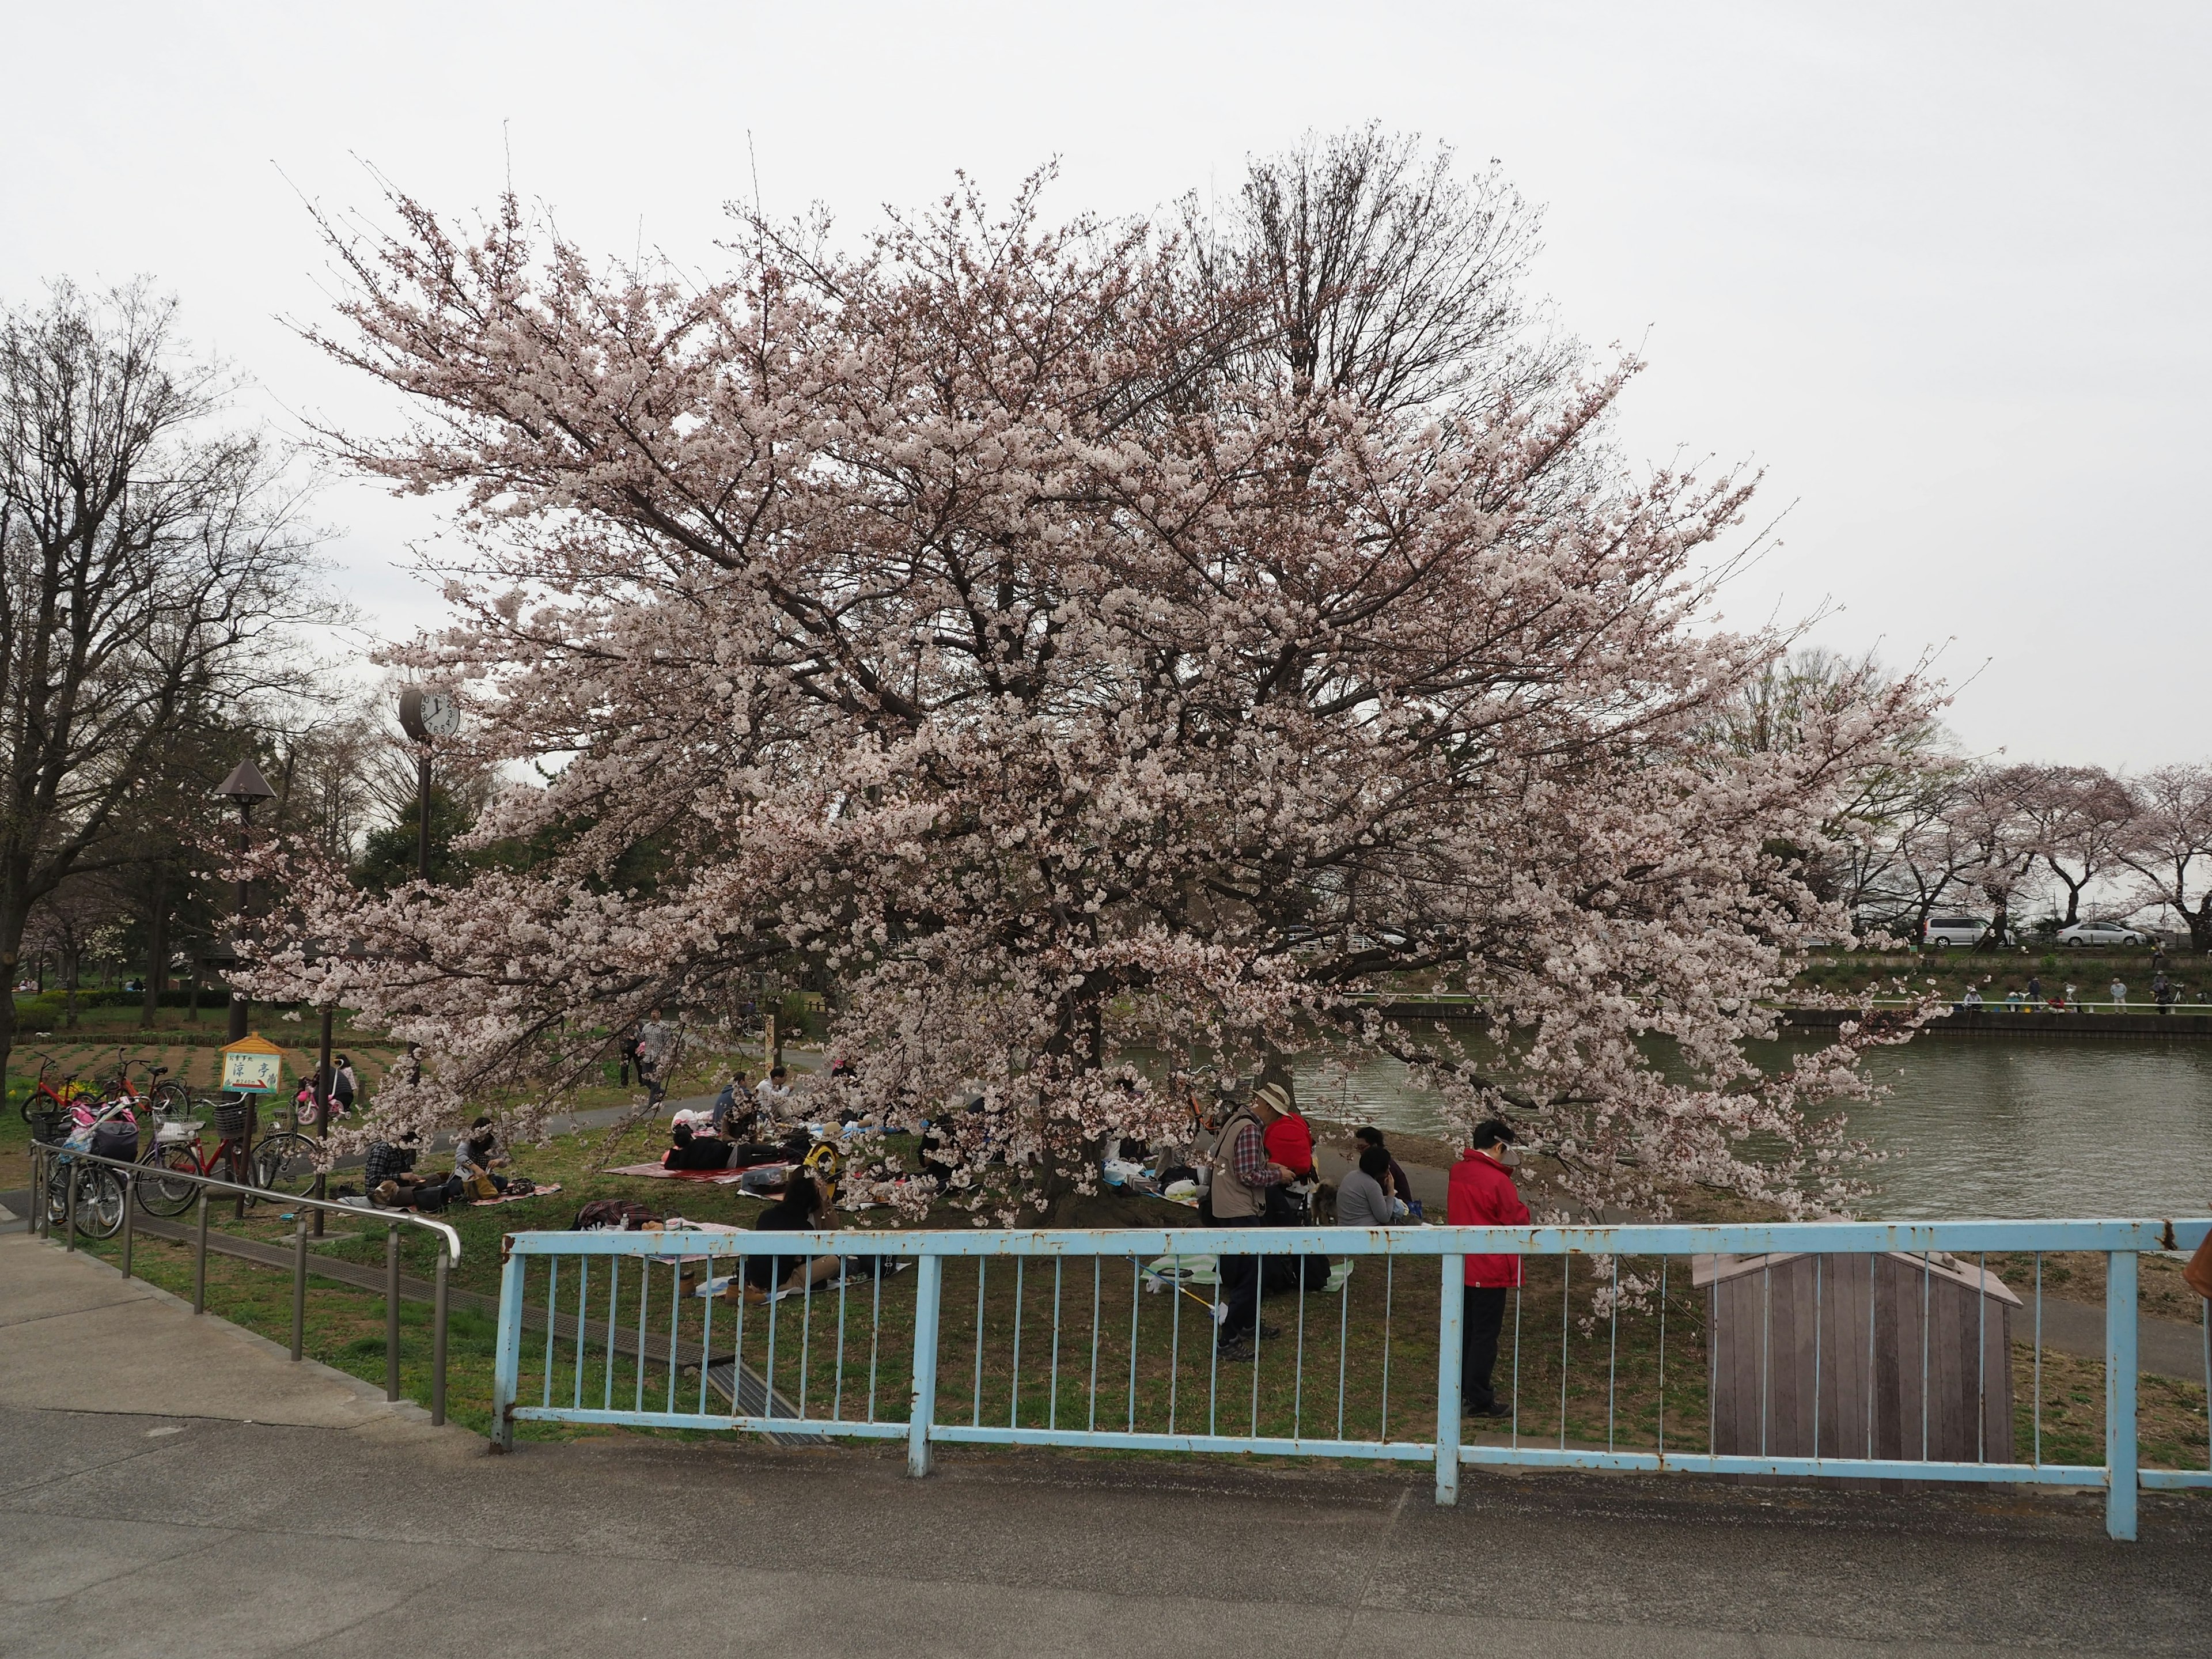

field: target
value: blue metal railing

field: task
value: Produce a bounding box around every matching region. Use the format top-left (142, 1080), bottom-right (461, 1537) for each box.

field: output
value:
top-left (490, 1219), bottom-right (2211, 1540)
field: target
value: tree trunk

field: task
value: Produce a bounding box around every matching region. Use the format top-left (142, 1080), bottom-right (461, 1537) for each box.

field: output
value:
top-left (141, 869), bottom-right (169, 1028)
top-left (0, 945), bottom-right (17, 1101)
top-left (62, 945), bottom-right (79, 1029)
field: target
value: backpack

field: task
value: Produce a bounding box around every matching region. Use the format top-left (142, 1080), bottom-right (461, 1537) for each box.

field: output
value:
top-left (571, 1198), bottom-right (662, 1231)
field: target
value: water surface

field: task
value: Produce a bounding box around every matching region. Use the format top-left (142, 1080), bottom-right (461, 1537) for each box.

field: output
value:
top-left (1286, 1040), bottom-right (2212, 1220)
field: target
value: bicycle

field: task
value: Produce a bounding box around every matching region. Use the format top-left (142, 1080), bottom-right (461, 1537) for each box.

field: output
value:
top-left (40, 1093), bottom-right (138, 1240)
top-left (137, 1093), bottom-right (321, 1217)
top-left (99, 1047), bottom-right (189, 1119)
top-left (18, 1051), bottom-right (90, 1124)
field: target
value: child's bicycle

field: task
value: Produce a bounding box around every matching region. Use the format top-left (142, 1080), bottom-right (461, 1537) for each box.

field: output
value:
top-left (135, 1093), bottom-right (321, 1217)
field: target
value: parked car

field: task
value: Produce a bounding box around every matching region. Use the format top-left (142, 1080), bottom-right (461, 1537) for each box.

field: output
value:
top-left (2055, 919), bottom-right (2149, 948)
top-left (1922, 915), bottom-right (1990, 948)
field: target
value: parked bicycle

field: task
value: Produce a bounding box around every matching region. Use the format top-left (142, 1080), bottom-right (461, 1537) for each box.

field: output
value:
top-left (17, 1051), bottom-right (90, 1123)
top-left (39, 1093), bottom-right (139, 1240)
top-left (136, 1093), bottom-right (321, 1216)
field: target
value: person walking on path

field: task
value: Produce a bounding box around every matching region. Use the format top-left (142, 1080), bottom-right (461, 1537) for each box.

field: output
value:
top-left (2110, 978), bottom-right (2128, 1012)
top-left (1205, 1075), bottom-right (1296, 1360)
top-left (637, 1009), bottom-right (677, 1104)
top-left (1448, 1119), bottom-right (1531, 1421)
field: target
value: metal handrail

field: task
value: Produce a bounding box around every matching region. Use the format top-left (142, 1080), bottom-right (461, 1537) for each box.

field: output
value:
top-left (27, 1132), bottom-right (460, 1261)
top-left (29, 1133), bottom-right (461, 1424)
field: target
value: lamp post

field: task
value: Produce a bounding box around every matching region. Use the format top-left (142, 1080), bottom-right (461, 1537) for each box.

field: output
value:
top-left (214, 758), bottom-right (276, 1043)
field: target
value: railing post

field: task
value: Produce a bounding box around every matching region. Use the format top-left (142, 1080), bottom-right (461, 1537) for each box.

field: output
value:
top-left (2105, 1249), bottom-right (2138, 1541)
top-left (120, 1169), bottom-right (134, 1281)
top-left (290, 1216), bottom-right (309, 1361)
top-left (1435, 1252), bottom-right (1464, 1506)
top-left (385, 1225), bottom-right (402, 1402)
top-left (32, 1146), bottom-right (47, 1240)
top-left (433, 1249), bottom-right (450, 1426)
top-left (63, 1161), bottom-right (77, 1251)
top-left (907, 1252), bottom-right (943, 1478)
top-left (192, 1189), bottom-right (209, 1313)
top-left (490, 1243), bottom-right (526, 1452)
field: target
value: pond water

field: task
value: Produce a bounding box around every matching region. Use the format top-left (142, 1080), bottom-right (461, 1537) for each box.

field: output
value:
top-left (1285, 1041), bottom-right (2212, 1221)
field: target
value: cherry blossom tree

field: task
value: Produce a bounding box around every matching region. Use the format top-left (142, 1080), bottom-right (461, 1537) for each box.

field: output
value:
top-left (2115, 764), bottom-right (2212, 950)
top-left (2021, 763), bottom-right (2136, 928)
top-left (248, 143), bottom-right (1940, 1220)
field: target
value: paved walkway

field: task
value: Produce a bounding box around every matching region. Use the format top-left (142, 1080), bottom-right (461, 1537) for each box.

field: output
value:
top-left (2, 1232), bottom-right (2209, 1657)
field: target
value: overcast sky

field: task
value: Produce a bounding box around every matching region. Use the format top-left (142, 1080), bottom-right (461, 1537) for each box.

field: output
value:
top-left (5, 1), bottom-right (2205, 765)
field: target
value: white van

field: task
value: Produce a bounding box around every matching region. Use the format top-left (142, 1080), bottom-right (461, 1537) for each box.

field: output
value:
top-left (1922, 915), bottom-right (1990, 948)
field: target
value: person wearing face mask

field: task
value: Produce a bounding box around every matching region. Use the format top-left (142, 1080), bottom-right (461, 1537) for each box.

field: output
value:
top-left (1448, 1119), bottom-right (1531, 1421)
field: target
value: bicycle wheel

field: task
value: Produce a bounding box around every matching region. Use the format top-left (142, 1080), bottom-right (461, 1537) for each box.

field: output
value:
top-left (250, 1131), bottom-right (321, 1198)
top-left (74, 1167), bottom-right (125, 1239)
top-left (138, 1146), bottom-right (202, 1217)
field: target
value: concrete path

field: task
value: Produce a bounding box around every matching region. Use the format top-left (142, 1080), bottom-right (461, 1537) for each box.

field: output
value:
top-left (2, 1400), bottom-right (2206, 1657)
top-left (0, 1233), bottom-right (463, 1435)
top-left (2, 1232), bottom-right (2209, 1656)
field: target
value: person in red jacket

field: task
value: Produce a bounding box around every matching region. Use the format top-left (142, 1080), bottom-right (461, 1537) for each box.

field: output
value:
top-left (1446, 1118), bottom-right (1531, 1419)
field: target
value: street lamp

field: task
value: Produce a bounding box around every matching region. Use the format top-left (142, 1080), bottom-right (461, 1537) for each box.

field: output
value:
top-left (215, 757), bottom-right (275, 1043)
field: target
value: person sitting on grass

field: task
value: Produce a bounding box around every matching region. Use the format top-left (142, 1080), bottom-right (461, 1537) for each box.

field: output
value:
top-left (730, 1171), bottom-right (844, 1304)
top-left (455, 1117), bottom-right (510, 1198)
top-left (1351, 1125), bottom-right (1414, 1213)
top-left (363, 1130), bottom-right (423, 1191)
top-left (1334, 1142), bottom-right (1400, 1229)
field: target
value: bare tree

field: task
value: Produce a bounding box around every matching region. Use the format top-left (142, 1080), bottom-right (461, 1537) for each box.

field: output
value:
top-left (1191, 124), bottom-right (1571, 419)
top-left (0, 280), bottom-right (338, 1082)
top-left (2115, 763), bottom-right (2212, 950)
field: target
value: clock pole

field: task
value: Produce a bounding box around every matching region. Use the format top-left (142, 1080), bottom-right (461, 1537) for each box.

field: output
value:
top-left (416, 747), bottom-right (433, 884)
top-left (398, 688), bottom-right (458, 883)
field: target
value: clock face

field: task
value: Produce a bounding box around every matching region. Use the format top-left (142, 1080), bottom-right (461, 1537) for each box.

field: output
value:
top-left (421, 691), bottom-right (462, 737)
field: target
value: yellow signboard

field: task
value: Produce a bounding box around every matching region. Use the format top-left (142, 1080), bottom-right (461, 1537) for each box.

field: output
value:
top-left (220, 1033), bottom-right (286, 1094)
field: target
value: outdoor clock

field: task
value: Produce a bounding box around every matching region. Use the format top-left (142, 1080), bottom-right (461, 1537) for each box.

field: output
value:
top-left (398, 687), bottom-right (463, 741)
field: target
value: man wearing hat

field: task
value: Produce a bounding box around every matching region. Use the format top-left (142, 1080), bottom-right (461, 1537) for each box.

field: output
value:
top-left (1206, 1073), bottom-right (1298, 1359)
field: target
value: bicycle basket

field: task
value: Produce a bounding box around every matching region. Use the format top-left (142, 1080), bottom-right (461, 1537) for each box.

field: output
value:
top-left (211, 1100), bottom-right (253, 1138)
top-left (28, 1108), bottom-right (67, 1146)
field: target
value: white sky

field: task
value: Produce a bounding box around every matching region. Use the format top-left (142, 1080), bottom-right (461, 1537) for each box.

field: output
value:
top-left (5, 1), bottom-right (2205, 765)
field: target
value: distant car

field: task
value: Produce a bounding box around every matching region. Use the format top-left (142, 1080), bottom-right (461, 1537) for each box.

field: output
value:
top-left (2056, 919), bottom-right (2149, 948)
top-left (1922, 915), bottom-right (1990, 948)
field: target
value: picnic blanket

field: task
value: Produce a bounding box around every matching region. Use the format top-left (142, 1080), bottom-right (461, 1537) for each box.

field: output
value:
top-left (472, 1183), bottom-right (561, 1207)
top-left (694, 1259), bottom-right (911, 1302)
top-left (607, 1160), bottom-right (773, 1185)
top-left (1142, 1253), bottom-right (1354, 1296)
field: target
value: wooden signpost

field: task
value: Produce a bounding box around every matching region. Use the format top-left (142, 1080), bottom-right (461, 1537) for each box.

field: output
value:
top-left (219, 1033), bottom-right (285, 1094)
